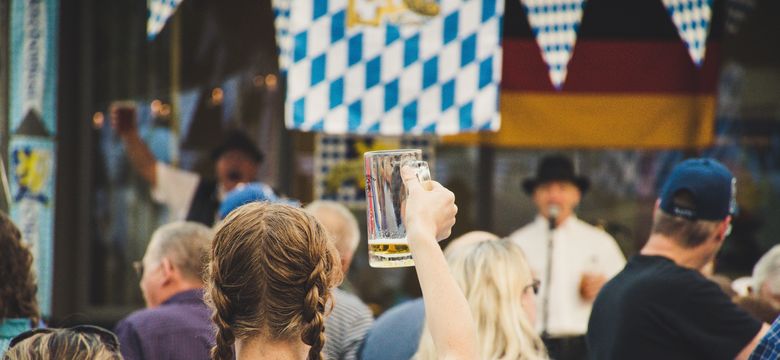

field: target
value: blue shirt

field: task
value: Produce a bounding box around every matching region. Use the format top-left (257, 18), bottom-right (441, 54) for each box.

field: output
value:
top-left (360, 298), bottom-right (425, 360)
top-left (0, 318), bottom-right (33, 356)
top-left (115, 289), bottom-right (214, 360)
top-left (750, 316), bottom-right (780, 360)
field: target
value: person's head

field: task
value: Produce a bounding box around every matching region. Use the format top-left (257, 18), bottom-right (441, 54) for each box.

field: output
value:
top-left (0, 211), bottom-right (39, 324)
top-left (416, 239), bottom-right (546, 360)
top-left (212, 130), bottom-right (264, 192)
top-left (304, 201), bottom-right (360, 273)
top-left (5, 325), bottom-right (122, 360)
top-left (752, 245), bottom-right (780, 304)
top-left (442, 230), bottom-right (499, 256)
top-left (138, 222), bottom-right (213, 308)
top-left (206, 202), bottom-right (343, 360)
top-left (651, 158), bottom-right (736, 262)
top-left (523, 154), bottom-right (589, 224)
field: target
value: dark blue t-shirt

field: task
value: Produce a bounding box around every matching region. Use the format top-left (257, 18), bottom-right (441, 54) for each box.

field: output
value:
top-left (587, 255), bottom-right (762, 360)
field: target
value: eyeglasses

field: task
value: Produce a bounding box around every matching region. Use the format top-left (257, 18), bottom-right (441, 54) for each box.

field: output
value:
top-left (8, 325), bottom-right (120, 352)
top-left (132, 260), bottom-right (144, 277)
top-left (525, 279), bottom-right (541, 295)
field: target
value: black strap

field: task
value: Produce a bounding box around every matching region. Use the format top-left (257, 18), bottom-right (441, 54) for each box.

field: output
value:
top-left (185, 179), bottom-right (219, 226)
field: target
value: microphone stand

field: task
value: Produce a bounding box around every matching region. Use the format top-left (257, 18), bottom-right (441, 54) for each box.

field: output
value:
top-left (542, 213), bottom-right (556, 339)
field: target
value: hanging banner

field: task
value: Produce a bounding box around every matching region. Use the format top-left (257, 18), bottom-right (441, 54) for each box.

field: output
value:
top-left (314, 135), bottom-right (434, 208)
top-left (662, 0), bottom-right (712, 66)
top-left (10, 0), bottom-right (57, 136)
top-left (147, 0), bottom-right (184, 40)
top-left (445, 0), bottom-right (720, 148)
top-left (278, 0), bottom-right (503, 135)
top-left (9, 0), bottom-right (58, 316)
top-left (8, 137), bottom-right (56, 316)
top-left (520, 0), bottom-right (586, 90)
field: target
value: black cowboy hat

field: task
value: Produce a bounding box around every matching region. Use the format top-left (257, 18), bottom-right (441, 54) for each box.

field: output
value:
top-left (522, 154), bottom-right (590, 195)
top-left (211, 129), bottom-right (264, 163)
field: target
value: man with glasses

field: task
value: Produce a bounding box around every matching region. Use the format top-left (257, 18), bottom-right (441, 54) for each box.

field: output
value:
top-left (587, 158), bottom-right (769, 360)
top-left (114, 222), bottom-right (214, 360)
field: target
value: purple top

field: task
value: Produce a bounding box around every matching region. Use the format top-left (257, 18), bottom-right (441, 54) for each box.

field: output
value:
top-left (115, 289), bottom-right (215, 360)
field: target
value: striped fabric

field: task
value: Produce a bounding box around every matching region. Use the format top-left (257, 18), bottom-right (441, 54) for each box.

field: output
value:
top-left (662, 0), bottom-right (713, 66)
top-left (749, 316), bottom-right (780, 360)
top-left (324, 288), bottom-right (374, 360)
top-left (520, 0), bottom-right (587, 90)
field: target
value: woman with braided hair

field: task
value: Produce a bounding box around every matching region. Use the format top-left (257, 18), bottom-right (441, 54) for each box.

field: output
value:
top-left (206, 165), bottom-right (477, 360)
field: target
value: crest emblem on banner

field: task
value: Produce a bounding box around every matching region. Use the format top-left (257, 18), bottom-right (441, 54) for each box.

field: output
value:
top-left (274, 0), bottom-right (503, 135)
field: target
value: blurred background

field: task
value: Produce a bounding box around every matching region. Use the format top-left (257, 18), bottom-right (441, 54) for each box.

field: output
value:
top-left (1, 0), bottom-right (779, 328)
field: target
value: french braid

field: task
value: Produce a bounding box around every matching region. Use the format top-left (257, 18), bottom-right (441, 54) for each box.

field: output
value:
top-left (205, 202), bottom-right (342, 360)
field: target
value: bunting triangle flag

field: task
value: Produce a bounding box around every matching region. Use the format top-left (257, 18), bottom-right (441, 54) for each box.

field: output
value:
top-left (520, 0), bottom-right (586, 90)
top-left (662, 0), bottom-right (712, 66)
top-left (147, 0), bottom-right (184, 40)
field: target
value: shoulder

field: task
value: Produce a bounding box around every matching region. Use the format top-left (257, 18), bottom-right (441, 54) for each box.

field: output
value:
top-left (571, 218), bottom-right (617, 242)
top-left (332, 289), bottom-right (373, 321)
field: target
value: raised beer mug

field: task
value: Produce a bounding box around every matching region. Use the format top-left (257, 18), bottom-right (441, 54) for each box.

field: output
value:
top-left (364, 149), bottom-right (431, 268)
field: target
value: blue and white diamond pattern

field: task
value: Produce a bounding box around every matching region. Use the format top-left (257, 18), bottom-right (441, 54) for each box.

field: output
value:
top-left (147, 0), bottom-right (184, 40)
top-left (278, 0), bottom-right (503, 136)
top-left (520, 0), bottom-right (586, 90)
top-left (662, 0), bottom-right (712, 66)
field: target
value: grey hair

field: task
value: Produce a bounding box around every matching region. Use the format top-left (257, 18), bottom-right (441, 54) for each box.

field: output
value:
top-left (304, 201), bottom-right (360, 258)
top-left (146, 221), bottom-right (214, 282)
top-left (753, 245), bottom-right (780, 296)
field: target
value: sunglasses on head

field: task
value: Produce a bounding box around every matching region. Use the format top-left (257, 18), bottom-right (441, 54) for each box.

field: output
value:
top-left (8, 325), bottom-right (120, 352)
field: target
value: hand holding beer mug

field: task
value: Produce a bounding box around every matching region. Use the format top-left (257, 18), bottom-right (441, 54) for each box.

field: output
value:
top-left (365, 149), bottom-right (437, 268)
top-left (110, 101), bottom-right (137, 136)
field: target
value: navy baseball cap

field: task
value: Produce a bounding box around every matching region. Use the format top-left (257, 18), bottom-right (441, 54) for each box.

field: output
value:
top-left (659, 158), bottom-right (737, 221)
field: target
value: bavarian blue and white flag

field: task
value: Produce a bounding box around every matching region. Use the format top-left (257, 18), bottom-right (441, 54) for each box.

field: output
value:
top-left (277, 0), bottom-right (503, 135)
top-left (147, 0), bottom-right (184, 40)
top-left (520, 0), bottom-right (586, 90)
top-left (662, 0), bottom-right (712, 66)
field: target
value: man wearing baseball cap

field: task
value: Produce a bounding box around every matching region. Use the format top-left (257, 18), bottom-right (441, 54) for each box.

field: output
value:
top-left (587, 158), bottom-right (769, 360)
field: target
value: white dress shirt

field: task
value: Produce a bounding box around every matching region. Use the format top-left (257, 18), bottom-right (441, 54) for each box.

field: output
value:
top-left (509, 215), bottom-right (626, 337)
top-left (150, 162), bottom-right (227, 222)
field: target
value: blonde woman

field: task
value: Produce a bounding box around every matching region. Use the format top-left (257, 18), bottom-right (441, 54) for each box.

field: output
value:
top-left (5, 325), bottom-right (122, 360)
top-left (205, 166), bottom-right (477, 360)
top-left (416, 239), bottom-right (548, 360)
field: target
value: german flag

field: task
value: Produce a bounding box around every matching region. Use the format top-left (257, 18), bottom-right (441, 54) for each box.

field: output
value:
top-left (445, 0), bottom-right (723, 148)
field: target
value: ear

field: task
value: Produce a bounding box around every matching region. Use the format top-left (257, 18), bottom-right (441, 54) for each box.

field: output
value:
top-left (159, 257), bottom-right (176, 285)
top-left (714, 216), bottom-right (732, 244)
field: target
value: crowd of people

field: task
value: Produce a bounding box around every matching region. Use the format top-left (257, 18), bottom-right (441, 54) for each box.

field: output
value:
top-left (3, 121), bottom-right (780, 360)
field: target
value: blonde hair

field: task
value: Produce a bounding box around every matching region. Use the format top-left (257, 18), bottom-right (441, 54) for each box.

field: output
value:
top-left (205, 202), bottom-right (343, 360)
top-left (415, 239), bottom-right (547, 360)
top-left (4, 327), bottom-right (122, 360)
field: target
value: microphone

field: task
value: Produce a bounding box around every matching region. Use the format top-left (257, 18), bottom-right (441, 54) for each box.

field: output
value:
top-left (548, 204), bottom-right (560, 230)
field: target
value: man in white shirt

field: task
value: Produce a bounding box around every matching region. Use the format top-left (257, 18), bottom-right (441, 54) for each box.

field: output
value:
top-left (509, 154), bottom-right (625, 360)
top-left (112, 106), bottom-right (265, 225)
